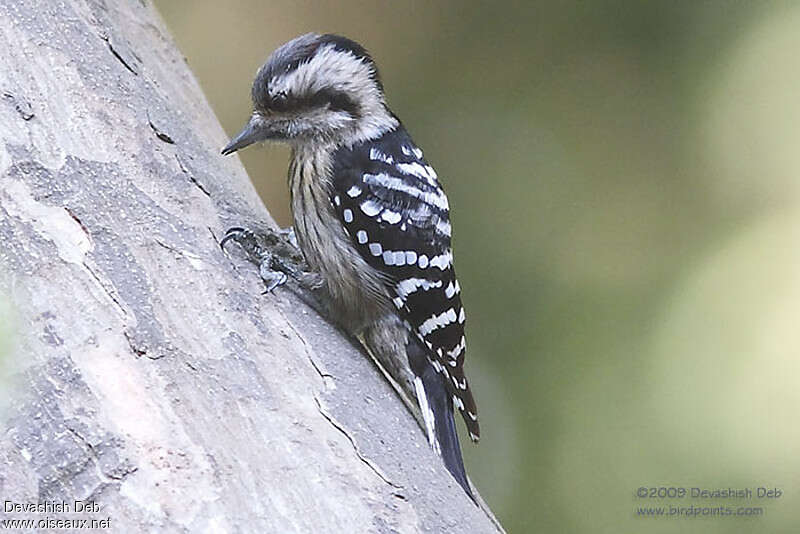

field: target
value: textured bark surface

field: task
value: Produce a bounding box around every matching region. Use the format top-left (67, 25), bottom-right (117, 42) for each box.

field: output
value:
top-left (0, 1), bottom-right (503, 532)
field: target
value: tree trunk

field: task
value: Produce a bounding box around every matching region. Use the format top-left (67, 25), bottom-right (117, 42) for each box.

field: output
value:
top-left (0, 1), bottom-right (502, 532)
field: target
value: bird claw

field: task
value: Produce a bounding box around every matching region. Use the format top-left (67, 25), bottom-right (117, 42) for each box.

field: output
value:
top-left (219, 226), bottom-right (242, 251)
top-left (221, 225), bottom-right (306, 294)
top-left (220, 226), bottom-right (263, 257)
top-left (260, 269), bottom-right (288, 293)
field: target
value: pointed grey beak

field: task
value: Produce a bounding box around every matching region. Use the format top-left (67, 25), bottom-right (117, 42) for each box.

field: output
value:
top-left (221, 115), bottom-right (266, 155)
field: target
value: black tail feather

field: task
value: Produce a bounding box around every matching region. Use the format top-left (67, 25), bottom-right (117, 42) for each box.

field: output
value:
top-left (425, 365), bottom-right (473, 500)
top-left (408, 339), bottom-right (474, 501)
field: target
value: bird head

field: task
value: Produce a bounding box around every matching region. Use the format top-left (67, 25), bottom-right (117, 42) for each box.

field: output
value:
top-left (222, 33), bottom-right (397, 155)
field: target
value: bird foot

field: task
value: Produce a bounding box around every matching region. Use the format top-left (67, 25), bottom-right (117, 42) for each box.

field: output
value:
top-left (220, 226), bottom-right (321, 294)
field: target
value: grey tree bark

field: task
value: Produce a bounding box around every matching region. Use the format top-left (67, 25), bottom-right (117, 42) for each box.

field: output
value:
top-left (0, 1), bottom-right (504, 532)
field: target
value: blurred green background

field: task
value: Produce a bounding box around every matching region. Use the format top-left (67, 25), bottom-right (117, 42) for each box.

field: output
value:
top-left (155, 2), bottom-right (800, 532)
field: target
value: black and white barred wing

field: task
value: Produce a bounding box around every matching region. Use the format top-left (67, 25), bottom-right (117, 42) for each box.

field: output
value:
top-left (330, 128), bottom-right (479, 441)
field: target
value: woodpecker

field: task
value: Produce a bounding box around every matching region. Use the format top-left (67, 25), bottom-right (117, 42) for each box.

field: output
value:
top-left (221, 33), bottom-right (479, 498)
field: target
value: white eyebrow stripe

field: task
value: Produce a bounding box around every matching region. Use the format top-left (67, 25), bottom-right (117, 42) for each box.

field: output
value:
top-left (270, 43), bottom-right (374, 104)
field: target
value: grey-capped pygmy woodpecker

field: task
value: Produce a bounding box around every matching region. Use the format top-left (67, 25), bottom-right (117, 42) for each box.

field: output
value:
top-left (221, 33), bottom-right (479, 499)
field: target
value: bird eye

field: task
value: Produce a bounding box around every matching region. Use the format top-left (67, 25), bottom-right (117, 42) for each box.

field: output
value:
top-left (270, 91), bottom-right (290, 111)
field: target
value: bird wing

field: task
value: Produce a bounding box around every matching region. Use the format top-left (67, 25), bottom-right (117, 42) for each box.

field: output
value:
top-left (329, 126), bottom-right (479, 440)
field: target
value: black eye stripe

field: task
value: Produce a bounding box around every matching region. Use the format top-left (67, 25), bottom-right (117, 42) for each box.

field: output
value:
top-left (269, 89), bottom-right (359, 116)
top-left (312, 89), bottom-right (359, 115)
top-left (325, 91), bottom-right (359, 114)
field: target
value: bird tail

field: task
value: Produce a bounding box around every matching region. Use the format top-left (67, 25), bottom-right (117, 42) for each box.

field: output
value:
top-left (408, 339), bottom-right (474, 501)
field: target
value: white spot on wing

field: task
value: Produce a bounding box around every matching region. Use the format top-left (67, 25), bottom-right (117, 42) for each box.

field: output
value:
top-left (447, 336), bottom-right (466, 360)
top-left (360, 199), bottom-right (382, 217)
top-left (396, 277), bottom-right (443, 298)
top-left (356, 230), bottom-right (367, 244)
top-left (397, 162), bottom-right (436, 183)
top-left (369, 242), bottom-right (382, 256)
top-left (436, 218), bottom-right (452, 237)
top-left (343, 209), bottom-right (353, 223)
top-left (347, 185), bottom-right (362, 197)
top-left (380, 209), bottom-right (402, 224)
top-left (369, 148), bottom-right (394, 164)
top-left (429, 251), bottom-right (452, 270)
top-left (444, 282), bottom-right (456, 299)
top-left (363, 173), bottom-right (449, 211)
top-left (419, 308), bottom-right (458, 336)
